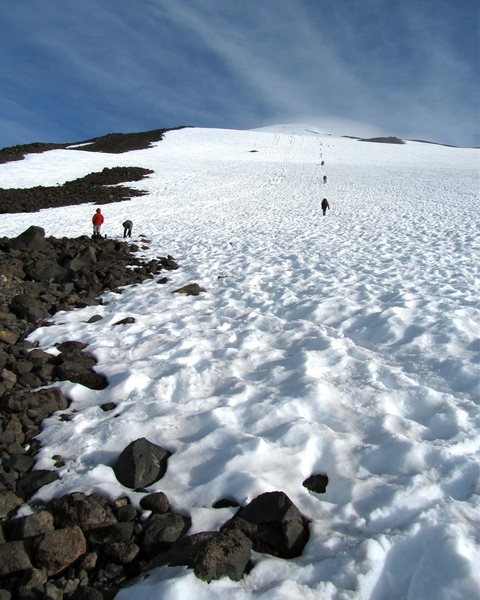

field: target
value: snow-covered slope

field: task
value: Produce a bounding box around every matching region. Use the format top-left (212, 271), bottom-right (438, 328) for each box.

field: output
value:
top-left (2, 127), bottom-right (479, 599)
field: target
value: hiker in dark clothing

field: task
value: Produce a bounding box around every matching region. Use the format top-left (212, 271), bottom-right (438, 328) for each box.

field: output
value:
top-left (323, 175), bottom-right (327, 183)
top-left (122, 220), bottom-right (133, 238)
top-left (321, 198), bottom-right (330, 216)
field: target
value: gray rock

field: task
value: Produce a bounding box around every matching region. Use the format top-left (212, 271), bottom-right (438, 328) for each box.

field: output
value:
top-left (8, 294), bottom-right (48, 323)
top-left (112, 438), bottom-right (172, 489)
top-left (141, 512), bottom-right (191, 557)
top-left (8, 510), bottom-right (54, 540)
top-left (102, 541), bottom-right (140, 565)
top-left (139, 491), bottom-right (170, 514)
top-left (10, 226), bottom-right (49, 252)
top-left (17, 470), bottom-right (60, 499)
top-left (0, 541), bottom-right (32, 576)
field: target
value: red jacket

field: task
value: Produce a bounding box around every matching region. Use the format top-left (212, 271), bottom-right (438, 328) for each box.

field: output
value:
top-left (92, 210), bottom-right (104, 225)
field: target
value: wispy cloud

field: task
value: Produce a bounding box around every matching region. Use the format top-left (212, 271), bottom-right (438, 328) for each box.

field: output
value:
top-left (0, 0), bottom-right (478, 147)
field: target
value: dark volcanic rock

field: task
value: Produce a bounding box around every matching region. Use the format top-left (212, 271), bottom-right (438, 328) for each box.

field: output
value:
top-left (0, 126), bottom-right (189, 165)
top-left (47, 492), bottom-right (117, 531)
top-left (112, 438), bottom-right (172, 489)
top-left (9, 294), bottom-right (48, 323)
top-left (17, 470), bottom-right (59, 499)
top-left (139, 492), bottom-right (170, 514)
top-left (0, 167), bottom-right (152, 214)
top-left (194, 529), bottom-right (252, 582)
top-left (9, 226), bottom-right (50, 251)
top-left (222, 491), bottom-right (310, 559)
top-left (359, 136), bottom-right (405, 144)
top-left (141, 512), bottom-right (191, 557)
top-left (0, 227), bottom-right (182, 595)
top-left (303, 473), bottom-right (329, 494)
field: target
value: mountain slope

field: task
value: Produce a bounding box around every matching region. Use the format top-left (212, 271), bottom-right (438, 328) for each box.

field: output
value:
top-left (1, 127), bottom-right (479, 599)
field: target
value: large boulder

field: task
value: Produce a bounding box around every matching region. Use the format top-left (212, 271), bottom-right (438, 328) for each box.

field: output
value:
top-left (146, 529), bottom-right (252, 582)
top-left (9, 226), bottom-right (50, 252)
top-left (24, 258), bottom-right (67, 283)
top-left (34, 525), bottom-right (87, 576)
top-left (194, 529), bottom-right (252, 582)
top-left (47, 492), bottom-right (117, 531)
top-left (139, 491), bottom-right (170, 514)
top-left (302, 473), bottom-right (329, 494)
top-left (112, 438), bottom-right (172, 489)
top-left (8, 294), bottom-right (48, 323)
top-left (222, 491), bottom-right (310, 559)
top-left (68, 246), bottom-right (97, 273)
top-left (141, 512), bottom-right (191, 557)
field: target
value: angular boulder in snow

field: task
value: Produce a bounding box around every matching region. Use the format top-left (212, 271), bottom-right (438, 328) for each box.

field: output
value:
top-left (113, 437), bottom-right (172, 489)
top-left (302, 473), bottom-right (329, 494)
top-left (141, 512), bottom-right (191, 557)
top-left (193, 528), bottom-right (252, 582)
top-left (222, 490), bottom-right (310, 558)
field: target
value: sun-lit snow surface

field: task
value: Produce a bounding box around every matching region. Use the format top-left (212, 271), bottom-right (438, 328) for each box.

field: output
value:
top-left (2, 126), bottom-right (480, 599)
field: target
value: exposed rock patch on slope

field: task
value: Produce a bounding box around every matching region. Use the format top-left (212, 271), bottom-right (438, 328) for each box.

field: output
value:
top-left (0, 126), bottom-right (189, 164)
top-left (0, 166), bottom-right (153, 214)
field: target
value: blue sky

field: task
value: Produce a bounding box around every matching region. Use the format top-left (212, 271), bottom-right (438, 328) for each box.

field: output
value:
top-left (1, 0), bottom-right (479, 148)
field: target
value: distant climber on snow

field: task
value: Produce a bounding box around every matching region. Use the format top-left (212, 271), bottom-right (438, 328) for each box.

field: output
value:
top-left (92, 208), bottom-right (104, 239)
top-left (122, 220), bottom-right (133, 238)
top-left (323, 175), bottom-right (327, 183)
top-left (321, 198), bottom-right (330, 216)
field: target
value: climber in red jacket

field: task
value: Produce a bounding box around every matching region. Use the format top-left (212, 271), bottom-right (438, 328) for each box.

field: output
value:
top-left (92, 208), bottom-right (104, 239)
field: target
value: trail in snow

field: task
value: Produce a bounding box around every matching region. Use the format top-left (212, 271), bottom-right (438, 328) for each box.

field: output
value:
top-left (1, 127), bottom-right (479, 599)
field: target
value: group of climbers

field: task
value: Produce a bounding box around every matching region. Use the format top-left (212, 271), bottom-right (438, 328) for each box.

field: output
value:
top-left (320, 159), bottom-right (330, 217)
top-left (91, 150), bottom-right (330, 239)
top-left (91, 208), bottom-right (133, 239)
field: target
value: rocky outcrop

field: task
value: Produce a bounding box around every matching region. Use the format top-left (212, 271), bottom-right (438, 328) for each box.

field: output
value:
top-left (0, 167), bottom-right (154, 214)
top-left (0, 126), bottom-right (188, 165)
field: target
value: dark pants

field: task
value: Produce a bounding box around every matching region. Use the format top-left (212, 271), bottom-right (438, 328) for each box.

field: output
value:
top-left (123, 227), bottom-right (132, 238)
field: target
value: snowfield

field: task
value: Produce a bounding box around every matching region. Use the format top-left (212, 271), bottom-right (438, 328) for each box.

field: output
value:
top-left (1, 125), bottom-right (479, 599)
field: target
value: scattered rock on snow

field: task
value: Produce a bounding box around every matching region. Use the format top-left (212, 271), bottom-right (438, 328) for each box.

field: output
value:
top-left (222, 490), bottom-right (310, 559)
top-left (302, 473), bottom-right (329, 494)
top-left (172, 283), bottom-right (205, 296)
top-left (112, 438), bottom-right (172, 489)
